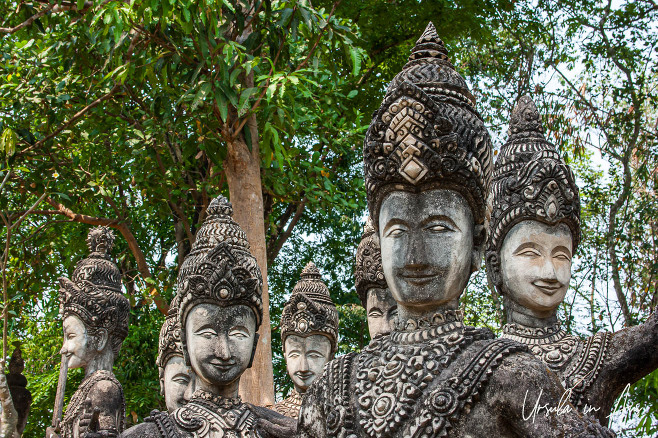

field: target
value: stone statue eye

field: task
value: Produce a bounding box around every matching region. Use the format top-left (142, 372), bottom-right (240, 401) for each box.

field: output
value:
top-left (386, 225), bottom-right (406, 237)
top-left (516, 248), bottom-right (541, 257)
top-left (554, 253), bottom-right (571, 261)
top-left (368, 310), bottom-right (383, 318)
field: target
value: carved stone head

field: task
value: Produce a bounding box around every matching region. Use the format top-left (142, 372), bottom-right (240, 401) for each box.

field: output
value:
top-left (58, 227), bottom-right (130, 369)
top-left (157, 303), bottom-right (194, 411)
top-left (355, 218), bottom-right (396, 338)
top-left (363, 23), bottom-right (492, 315)
top-left (175, 196), bottom-right (263, 391)
top-left (280, 262), bottom-right (338, 392)
top-left (486, 96), bottom-right (580, 316)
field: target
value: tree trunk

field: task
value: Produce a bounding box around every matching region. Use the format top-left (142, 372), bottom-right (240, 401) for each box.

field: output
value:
top-left (224, 114), bottom-right (274, 407)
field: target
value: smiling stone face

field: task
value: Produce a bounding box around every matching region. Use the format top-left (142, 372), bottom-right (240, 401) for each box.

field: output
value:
top-left (378, 189), bottom-right (475, 312)
top-left (284, 334), bottom-right (332, 393)
top-left (185, 303), bottom-right (256, 390)
top-left (501, 220), bottom-right (573, 317)
top-left (62, 315), bottom-right (96, 369)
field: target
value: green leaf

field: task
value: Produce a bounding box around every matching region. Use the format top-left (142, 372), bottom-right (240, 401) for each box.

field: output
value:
top-left (1, 128), bottom-right (17, 158)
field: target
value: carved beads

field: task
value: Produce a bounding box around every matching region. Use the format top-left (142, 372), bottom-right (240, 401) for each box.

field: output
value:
top-left (363, 23), bottom-right (492, 227)
top-left (280, 262), bottom-right (339, 353)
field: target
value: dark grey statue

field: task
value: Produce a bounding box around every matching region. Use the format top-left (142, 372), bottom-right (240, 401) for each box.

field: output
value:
top-left (297, 23), bottom-right (615, 437)
top-left (274, 262), bottom-right (338, 418)
top-left (120, 196), bottom-right (279, 438)
top-left (7, 347), bottom-right (32, 435)
top-left (486, 95), bottom-right (658, 426)
top-left (355, 218), bottom-right (396, 338)
top-left (46, 227), bottom-right (129, 438)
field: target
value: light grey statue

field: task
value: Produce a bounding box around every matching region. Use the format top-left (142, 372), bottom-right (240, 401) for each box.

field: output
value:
top-left (273, 262), bottom-right (338, 418)
top-left (47, 227), bottom-right (129, 438)
top-left (297, 23), bottom-right (615, 438)
top-left (486, 94), bottom-right (658, 426)
top-left (355, 218), bottom-right (397, 338)
top-left (120, 196), bottom-right (279, 438)
top-left (157, 305), bottom-right (195, 412)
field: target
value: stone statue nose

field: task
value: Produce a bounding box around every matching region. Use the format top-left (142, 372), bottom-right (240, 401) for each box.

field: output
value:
top-left (214, 334), bottom-right (231, 360)
top-left (405, 229), bottom-right (428, 268)
top-left (540, 257), bottom-right (559, 282)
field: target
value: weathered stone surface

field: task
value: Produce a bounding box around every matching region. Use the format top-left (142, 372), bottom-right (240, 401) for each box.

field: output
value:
top-left (298, 23), bottom-right (614, 437)
top-left (53, 227), bottom-right (129, 438)
top-left (120, 197), bottom-right (279, 438)
top-left (274, 262), bottom-right (337, 418)
top-left (355, 218), bottom-right (397, 338)
top-left (488, 95), bottom-right (658, 426)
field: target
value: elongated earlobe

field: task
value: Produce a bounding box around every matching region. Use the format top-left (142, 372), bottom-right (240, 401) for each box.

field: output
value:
top-left (471, 225), bottom-right (486, 273)
top-left (248, 333), bottom-right (260, 368)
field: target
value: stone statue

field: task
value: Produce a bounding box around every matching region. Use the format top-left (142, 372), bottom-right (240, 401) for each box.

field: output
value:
top-left (486, 94), bottom-right (658, 425)
top-left (273, 262), bottom-right (338, 418)
top-left (46, 227), bottom-right (129, 438)
top-left (156, 304), bottom-right (195, 412)
top-left (355, 218), bottom-right (397, 338)
top-left (297, 23), bottom-right (615, 437)
top-left (7, 346), bottom-right (32, 435)
top-left (120, 196), bottom-right (276, 438)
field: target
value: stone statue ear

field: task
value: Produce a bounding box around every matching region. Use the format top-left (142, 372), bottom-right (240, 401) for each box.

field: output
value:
top-left (93, 328), bottom-right (109, 352)
top-left (248, 333), bottom-right (260, 368)
top-left (471, 225), bottom-right (486, 273)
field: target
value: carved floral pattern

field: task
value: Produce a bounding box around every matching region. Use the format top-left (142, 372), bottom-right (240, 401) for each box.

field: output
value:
top-left (273, 389), bottom-right (303, 418)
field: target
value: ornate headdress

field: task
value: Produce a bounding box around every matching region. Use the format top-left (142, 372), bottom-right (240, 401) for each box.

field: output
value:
top-left (363, 22), bottom-right (493, 227)
top-left (280, 262), bottom-right (339, 354)
top-left (486, 95), bottom-right (581, 294)
top-left (156, 304), bottom-right (183, 376)
top-left (58, 227), bottom-right (130, 355)
top-left (176, 196), bottom-right (263, 360)
top-left (355, 218), bottom-right (387, 308)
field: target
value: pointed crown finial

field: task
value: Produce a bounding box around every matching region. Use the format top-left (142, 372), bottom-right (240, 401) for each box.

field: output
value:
top-left (508, 95), bottom-right (545, 138)
top-left (408, 22), bottom-right (449, 62)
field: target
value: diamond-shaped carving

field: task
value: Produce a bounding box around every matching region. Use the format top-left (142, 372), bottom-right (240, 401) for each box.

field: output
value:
top-left (400, 156), bottom-right (427, 184)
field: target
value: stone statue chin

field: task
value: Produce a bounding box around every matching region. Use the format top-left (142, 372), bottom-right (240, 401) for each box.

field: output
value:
top-left (284, 334), bottom-right (332, 394)
top-left (499, 219), bottom-right (658, 425)
top-left (365, 287), bottom-right (397, 339)
top-left (161, 356), bottom-right (194, 412)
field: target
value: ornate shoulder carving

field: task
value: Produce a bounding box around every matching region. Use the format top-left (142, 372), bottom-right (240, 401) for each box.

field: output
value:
top-left (565, 331), bottom-right (611, 409)
top-left (323, 352), bottom-right (359, 437)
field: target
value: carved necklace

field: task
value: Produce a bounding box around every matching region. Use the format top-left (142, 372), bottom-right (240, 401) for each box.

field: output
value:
top-left (501, 322), bottom-right (610, 408)
top-left (172, 390), bottom-right (263, 437)
top-left (354, 309), bottom-right (472, 437)
top-left (273, 389), bottom-right (303, 418)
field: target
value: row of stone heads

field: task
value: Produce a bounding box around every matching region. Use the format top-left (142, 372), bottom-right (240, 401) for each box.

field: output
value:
top-left (46, 21), bottom-right (656, 438)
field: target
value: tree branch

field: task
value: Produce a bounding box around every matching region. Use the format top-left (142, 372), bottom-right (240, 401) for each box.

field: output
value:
top-left (0, 3), bottom-right (55, 35)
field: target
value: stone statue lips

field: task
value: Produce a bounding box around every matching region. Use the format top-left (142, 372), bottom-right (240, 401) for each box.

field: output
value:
top-left (398, 268), bottom-right (442, 286)
top-left (532, 280), bottom-right (563, 296)
top-left (209, 359), bottom-right (237, 372)
top-left (294, 370), bottom-right (315, 381)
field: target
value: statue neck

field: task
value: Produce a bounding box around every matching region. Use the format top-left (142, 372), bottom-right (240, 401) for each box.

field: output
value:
top-left (397, 300), bottom-right (459, 323)
top-left (504, 299), bottom-right (558, 328)
top-left (197, 376), bottom-right (241, 399)
top-left (395, 300), bottom-right (461, 331)
top-left (84, 349), bottom-right (115, 377)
